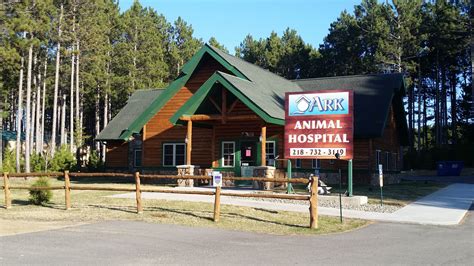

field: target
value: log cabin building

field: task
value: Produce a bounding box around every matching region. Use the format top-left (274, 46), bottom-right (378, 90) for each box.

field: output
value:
top-left (96, 44), bottom-right (408, 185)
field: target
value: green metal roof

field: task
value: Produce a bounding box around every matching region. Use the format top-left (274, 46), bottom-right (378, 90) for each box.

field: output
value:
top-left (2, 130), bottom-right (25, 141)
top-left (97, 43), bottom-right (407, 144)
top-left (96, 89), bottom-right (163, 141)
top-left (293, 73), bottom-right (408, 142)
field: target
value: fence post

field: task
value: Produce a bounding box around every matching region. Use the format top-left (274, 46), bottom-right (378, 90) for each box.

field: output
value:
top-left (64, 170), bottom-right (71, 210)
top-left (3, 172), bottom-right (11, 209)
top-left (213, 186), bottom-right (221, 222)
top-left (309, 175), bottom-right (319, 229)
top-left (135, 172), bottom-right (143, 214)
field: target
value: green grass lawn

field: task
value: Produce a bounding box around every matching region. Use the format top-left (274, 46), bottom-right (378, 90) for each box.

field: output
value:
top-left (275, 180), bottom-right (446, 206)
top-left (330, 180), bottom-right (446, 206)
top-left (0, 177), bottom-right (367, 235)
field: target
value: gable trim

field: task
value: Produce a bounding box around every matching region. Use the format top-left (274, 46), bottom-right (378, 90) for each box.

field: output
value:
top-left (169, 72), bottom-right (285, 126)
top-left (118, 44), bottom-right (249, 140)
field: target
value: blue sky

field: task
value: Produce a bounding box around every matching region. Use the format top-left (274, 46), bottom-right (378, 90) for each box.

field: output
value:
top-left (118, 0), bottom-right (361, 52)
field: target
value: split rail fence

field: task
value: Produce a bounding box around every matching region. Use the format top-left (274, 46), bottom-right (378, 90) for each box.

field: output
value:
top-left (1, 171), bottom-right (319, 229)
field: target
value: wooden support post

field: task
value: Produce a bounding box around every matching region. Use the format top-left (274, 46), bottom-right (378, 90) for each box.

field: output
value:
top-left (309, 175), bottom-right (319, 229)
top-left (261, 125), bottom-right (266, 166)
top-left (211, 126), bottom-right (216, 168)
top-left (186, 120), bottom-right (192, 165)
top-left (213, 186), bottom-right (221, 222)
top-left (64, 170), bottom-right (71, 210)
top-left (135, 171), bottom-right (143, 214)
top-left (3, 172), bottom-right (11, 209)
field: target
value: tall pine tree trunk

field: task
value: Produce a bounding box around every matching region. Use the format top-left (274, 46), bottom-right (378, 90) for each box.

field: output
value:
top-left (102, 92), bottom-right (108, 162)
top-left (35, 57), bottom-right (41, 154)
top-left (75, 40), bottom-right (81, 148)
top-left (435, 51), bottom-right (440, 146)
top-left (40, 59), bottom-right (47, 154)
top-left (24, 43), bottom-right (33, 173)
top-left (69, 7), bottom-right (76, 152)
top-left (69, 46), bottom-right (75, 152)
top-left (80, 82), bottom-right (83, 142)
top-left (450, 73), bottom-right (457, 144)
top-left (60, 94), bottom-right (66, 146)
top-left (16, 57), bottom-right (24, 173)
top-left (31, 91), bottom-right (36, 155)
top-left (95, 87), bottom-right (100, 153)
top-left (51, 4), bottom-right (64, 155)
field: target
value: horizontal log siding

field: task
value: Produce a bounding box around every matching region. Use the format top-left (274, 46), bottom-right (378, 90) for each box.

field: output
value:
top-left (105, 141), bottom-right (128, 167)
top-left (370, 106), bottom-right (401, 170)
top-left (142, 55), bottom-right (229, 167)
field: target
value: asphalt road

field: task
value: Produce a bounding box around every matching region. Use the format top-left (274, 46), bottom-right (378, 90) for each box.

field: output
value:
top-left (1, 208), bottom-right (473, 265)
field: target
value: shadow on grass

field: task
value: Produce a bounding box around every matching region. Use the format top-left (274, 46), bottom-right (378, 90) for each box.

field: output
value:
top-left (9, 199), bottom-right (66, 210)
top-left (253, 208), bottom-right (279, 214)
top-left (85, 204), bottom-right (138, 214)
top-left (146, 206), bottom-right (214, 222)
top-left (226, 212), bottom-right (307, 229)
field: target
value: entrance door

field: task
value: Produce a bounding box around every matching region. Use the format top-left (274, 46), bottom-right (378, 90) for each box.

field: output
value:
top-left (240, 141), bottom-right (257, 167)
top-left (239, 141), bottom-right (257, 186)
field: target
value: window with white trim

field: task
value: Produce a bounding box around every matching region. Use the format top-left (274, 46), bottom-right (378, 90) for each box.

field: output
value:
top-left (222, 141), bottom-right (235, 167)
top-left (163, 143), bottom-right (186, 166)
top-left (266, 141), bottom-right (276, 166)
top-left (134, 149), bottom-right (142, 167)
top-left (312, 159), bottom-right (321, 169)
top-left (295, 159), bottom-right (302, 168)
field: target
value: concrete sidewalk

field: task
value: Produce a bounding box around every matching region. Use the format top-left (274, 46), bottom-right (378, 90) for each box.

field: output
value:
top-left (111, 183), bottom-right (474, 226)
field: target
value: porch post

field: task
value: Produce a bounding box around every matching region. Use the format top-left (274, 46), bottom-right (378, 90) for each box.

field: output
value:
top-left (211, 126), bottom-right (216, 167)
top-left (186, 120), bottom-right (192, 165)
top-left (260, 125), bottom-right (266, 166)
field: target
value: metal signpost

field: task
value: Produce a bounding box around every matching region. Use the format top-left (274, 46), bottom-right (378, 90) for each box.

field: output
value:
top-left (336, 152), bottom-right (343, 223)
top-left (378, 164), bottom-right (383, 206)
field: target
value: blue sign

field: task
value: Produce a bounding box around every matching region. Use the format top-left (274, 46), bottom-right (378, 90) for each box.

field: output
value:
top-left (288, 92), bottom-right (349, 116)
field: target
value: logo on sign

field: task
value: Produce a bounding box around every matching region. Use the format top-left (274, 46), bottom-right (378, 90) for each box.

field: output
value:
top-left (289, 92), bottom-right (349, 116)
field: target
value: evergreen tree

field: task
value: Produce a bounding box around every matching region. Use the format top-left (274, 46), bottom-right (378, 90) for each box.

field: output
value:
top-left (208, 37), bottom-right (229, 53)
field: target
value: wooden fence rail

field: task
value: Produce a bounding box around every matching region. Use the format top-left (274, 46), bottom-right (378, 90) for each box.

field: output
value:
top-left (1, 171), bottom-right (319, 229)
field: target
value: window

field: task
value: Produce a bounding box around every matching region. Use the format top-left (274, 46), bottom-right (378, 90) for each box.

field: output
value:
top-left (266, 141), bottom-right (276, 166)
top-left (134, 149), bottom-right (142, 167)
top-left (163, 143), bottom-right (186, 166)
top-left (312, 159), bottom-right (321, 169)
top-left (375, 150), bottom-right (381, 170)
top-left (385, 152), bottom-right (390, 170)
top-left (295, 159), bottom-right (302, 168)
top-left (222, 141), bottom-right (235, 167)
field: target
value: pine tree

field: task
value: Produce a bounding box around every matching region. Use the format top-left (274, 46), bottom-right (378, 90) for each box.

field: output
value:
top-left (208, 37), bottom-right (229, 53)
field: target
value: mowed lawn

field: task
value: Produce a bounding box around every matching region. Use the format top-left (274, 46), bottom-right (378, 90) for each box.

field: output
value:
top-left (0, 176), bottom-right (367, 235)
top-left (282, 180), bottom-right (446, 206)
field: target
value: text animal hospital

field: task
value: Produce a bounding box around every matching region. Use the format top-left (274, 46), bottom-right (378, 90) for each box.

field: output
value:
top-left (285, 90), bottom-right (354, 160)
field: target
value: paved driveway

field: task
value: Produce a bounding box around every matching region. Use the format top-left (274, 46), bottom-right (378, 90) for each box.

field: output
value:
top-left (1, 208), bottom-right (473, 265)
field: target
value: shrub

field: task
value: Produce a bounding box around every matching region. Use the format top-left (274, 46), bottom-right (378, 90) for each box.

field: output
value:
top-left (30, 153), bottom-right (46, 172)
top-left (29, 177), bottom-right (52, 205)
top-left (50, 145), bottom-right (77, 172)
top-left (87, 150), bottom-right (104, 171)
top-left (1, 145), bottom-right (16, 172)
